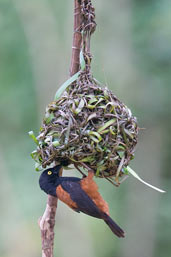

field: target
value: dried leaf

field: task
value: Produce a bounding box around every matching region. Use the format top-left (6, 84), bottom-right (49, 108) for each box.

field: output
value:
top-left (127, 166), bottom-right (166, 193)
top-left (87, 113), bottom-right (97, 122)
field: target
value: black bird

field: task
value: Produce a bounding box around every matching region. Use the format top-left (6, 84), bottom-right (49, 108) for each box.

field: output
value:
top-left (39, 165), bottom-right (125, 238)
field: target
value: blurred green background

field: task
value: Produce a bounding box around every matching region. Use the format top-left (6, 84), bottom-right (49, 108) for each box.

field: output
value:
top-left (0, 0), bottom-right (170, 257)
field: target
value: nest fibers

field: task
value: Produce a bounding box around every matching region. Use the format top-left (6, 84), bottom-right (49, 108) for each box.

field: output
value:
top-left (34, 71), bottom-right (138, 179)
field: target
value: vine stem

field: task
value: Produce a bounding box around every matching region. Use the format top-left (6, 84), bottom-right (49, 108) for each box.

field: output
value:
top-left (38, 1), bottom-right (82, 257)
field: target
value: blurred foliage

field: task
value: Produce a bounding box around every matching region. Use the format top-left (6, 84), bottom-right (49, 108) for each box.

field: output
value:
top-left (0, 0), bottom-right (170, 257)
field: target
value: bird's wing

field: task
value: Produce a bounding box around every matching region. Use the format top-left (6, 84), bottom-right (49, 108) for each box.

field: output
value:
top-left (80, 172), bottom-right (109, 215)
top-left (57, 180), bottom-right (102, 218)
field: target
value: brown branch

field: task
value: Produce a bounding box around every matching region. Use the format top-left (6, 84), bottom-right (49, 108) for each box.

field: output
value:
top-left (70, 0), bottom-right (82, 76)
top-left (39, 196), bottom-right (58, 257)
top-left (39, 1), bottom-right (82, 257)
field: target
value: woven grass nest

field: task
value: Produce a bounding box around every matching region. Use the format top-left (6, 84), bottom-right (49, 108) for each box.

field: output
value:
top-left (33, 71), bottom-right (138, 180)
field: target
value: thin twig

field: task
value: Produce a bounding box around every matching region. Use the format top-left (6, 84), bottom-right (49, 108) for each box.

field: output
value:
top-left (74, 163), bottom-right (86, 177)
top-left (105, 177), bottom-right (119, 187)
top-left (80, 162), bottom-right (94, 173)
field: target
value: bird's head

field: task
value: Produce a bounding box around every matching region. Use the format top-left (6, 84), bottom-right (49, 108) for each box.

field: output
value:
top-left (39, 165), bottom-right (62, 196)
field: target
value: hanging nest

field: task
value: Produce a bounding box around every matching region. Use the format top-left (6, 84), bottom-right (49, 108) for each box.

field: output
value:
top-left (34, 70), bottom-right (138, 180)
top-left (30, 0), bottom-right (138, 184)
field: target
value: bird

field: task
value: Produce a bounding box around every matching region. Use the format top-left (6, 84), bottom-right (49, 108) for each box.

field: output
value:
top-left (39, 165), bottom-right (125, 238)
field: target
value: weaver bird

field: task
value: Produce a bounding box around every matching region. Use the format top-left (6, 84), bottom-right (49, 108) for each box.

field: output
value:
top-left (39, 165), bottom-right (125, 238)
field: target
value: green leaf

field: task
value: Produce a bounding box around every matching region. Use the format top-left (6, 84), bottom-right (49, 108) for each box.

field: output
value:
top-left (54, 71), bottom-right (80, 100)
top-left (28, 131), bottom-right (39, 146)
top-left (87, 98), bottom-right (104, 109)
top-left (35, 162), bottom-right (42, 172)
top-left (80, 50), bottom-right (86, 70)
top-left (123, 167), bottom-right (129, 175)
top-left (124, 129), bottom-right (134, 139)
top-left (89, 131), bottom-right (102, 143)
top-left (30, 151), bottom-right (42, 169)
top-left (115, 145), bottom-right (125, 151)
top-left (74, 99), bottom-right (85, 114)
top-left (98, 118), bottom-right (116, 133)
top-left (96, 144), bottom-right (103, 152)
top-left (54, 51), bottom-right (86, 100)
top-left (117, 151), bottom-right (125, 158)
top-left (126, 166), bottom-right (166, 193)
top-left (47, 131), bottom-right (60, 137)
top-left (79, 156), bottom-right (95, 162)
top-left (95, 167), bottom-right (100, 176)
top-left (52, 140), bottom-right (60, 147)
top-left (109, 126), bottom-right (116, 135)
top-left (30, 150), bottom-right (39, 160)
top-left (90, 136), bottom-right (100, 143)
top-left (44, 112), bottom-right (55, 124)
top-left (99, 129), bottom-right (109, 134)
top-left (70, 156), bottom-right (95, 163)
top-left (88, 97), bottom-right (98, 105)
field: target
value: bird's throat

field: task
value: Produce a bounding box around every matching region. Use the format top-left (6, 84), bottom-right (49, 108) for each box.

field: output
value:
top-left (39, 176), bottom-right (60, 197)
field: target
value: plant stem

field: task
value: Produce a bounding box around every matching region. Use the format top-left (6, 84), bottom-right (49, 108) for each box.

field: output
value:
top-left (39, 1), bottom-right (82, 256)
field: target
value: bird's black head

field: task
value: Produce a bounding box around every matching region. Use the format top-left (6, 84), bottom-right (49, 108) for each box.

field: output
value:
top-left (39, 165), bottom-right (62, 197)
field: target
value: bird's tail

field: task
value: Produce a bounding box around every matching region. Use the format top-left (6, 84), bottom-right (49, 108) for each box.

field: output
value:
top-left (102, 213), bottom-right (125, 238)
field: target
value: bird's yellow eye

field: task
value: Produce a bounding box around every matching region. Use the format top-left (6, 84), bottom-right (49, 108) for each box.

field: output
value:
top-left (47, 171), bottom-right (52, 175)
